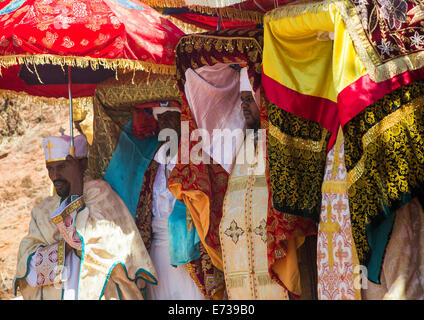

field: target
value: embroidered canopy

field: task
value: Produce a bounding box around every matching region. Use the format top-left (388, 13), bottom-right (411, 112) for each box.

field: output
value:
top-left (0, 0), bottom-right (185, 98)
top-left (175, 28), bottom-right (263, 91)
top-left (151, 0), bottom-right (301, 25)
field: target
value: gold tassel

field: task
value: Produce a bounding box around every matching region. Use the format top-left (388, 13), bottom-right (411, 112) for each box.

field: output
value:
top-left (226, 276), bottom-right (246, 288)
top-left (0, 54), bottom-right (177, 75)
top-left (167, 16), bottom-right (209, 34)
top-left (145, 0), bottom-right (265, 23)
top-left (256, 273), bottom-right (274, 286)
top-left (264, 0), bottom-right (333, 22)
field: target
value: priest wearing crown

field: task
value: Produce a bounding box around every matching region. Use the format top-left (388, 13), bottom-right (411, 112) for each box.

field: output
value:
top-left (14, 134), bottom-right (157, 300)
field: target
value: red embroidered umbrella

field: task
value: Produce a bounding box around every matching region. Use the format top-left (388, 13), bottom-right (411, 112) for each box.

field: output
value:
top-left (0, 0), bottom-right (184, 153)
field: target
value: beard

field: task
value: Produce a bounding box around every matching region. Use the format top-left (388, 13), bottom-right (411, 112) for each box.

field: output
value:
top-left (53, 179), bottom-right (70, 198)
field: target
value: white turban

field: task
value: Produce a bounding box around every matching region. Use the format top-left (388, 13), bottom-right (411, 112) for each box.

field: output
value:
top-left (42, 134), bottom-right (87, 162)
top-left (239, 67), bottom-right (253, 92)
top-left (239, 66), bottom-right (261, 106)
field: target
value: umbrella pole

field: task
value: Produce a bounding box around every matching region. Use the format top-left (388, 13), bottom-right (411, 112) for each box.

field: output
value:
top-left (217, 9), bottom-right (221, 31)
top-left (67, 65), bottom-right (75, 157)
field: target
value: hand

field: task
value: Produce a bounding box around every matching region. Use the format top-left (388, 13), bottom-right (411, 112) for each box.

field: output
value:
top-left (65, 154), bottom-right (84, 196)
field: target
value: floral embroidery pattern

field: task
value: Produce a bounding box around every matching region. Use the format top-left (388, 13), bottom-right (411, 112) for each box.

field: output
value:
top-left (377, 0), bottom-right (408, 29)
top-left (350, 0), bottom-right (424, 61)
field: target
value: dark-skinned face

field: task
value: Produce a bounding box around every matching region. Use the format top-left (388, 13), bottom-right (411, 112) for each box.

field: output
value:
top-left (46, 158), bottom-right (87, 198)
top-left (156, 111), bottom-right (181, 137)
top-left (241, 91), bottom-right (260, 130)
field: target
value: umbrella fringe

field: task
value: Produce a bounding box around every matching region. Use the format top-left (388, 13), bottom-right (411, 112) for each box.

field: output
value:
top-left (0, 54), bottom-right (177, 75)
top-left (166, 16), bottom-right (209, 34)
top-left (153, 0), bottom-right (265, 23)
top-left (264, 0), bottom-right (333, 22)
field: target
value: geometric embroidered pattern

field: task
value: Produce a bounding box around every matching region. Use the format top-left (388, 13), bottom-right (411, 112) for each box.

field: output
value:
top-left (224, 220), bottom-right (244, 244)
top-left (34, 240), bottom-right (64, 287)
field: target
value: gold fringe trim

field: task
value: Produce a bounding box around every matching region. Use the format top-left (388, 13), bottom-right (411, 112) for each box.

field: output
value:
top-left (264, 0), bottom-right (334, 22)
top-left (147, 0), bottom-right (264, 23)
top-left (226, 274), bottom-right (247, 288)
top-left (347, 95), bottom-right (424, 188)
top-left (256, 272), bottom-right (275, 286)
top-left (0, 54), bottom-right (176, 76)
top-left (167, 15), bottom-right (209, 34)
top-left (0, 89), bottom-right (93, 121)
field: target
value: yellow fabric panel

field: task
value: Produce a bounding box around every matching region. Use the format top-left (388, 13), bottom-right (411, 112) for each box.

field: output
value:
top-left (168, 183), bottom-right (223, 271)
top-left (271, 236), bottom-right (305, 297)
top-left (263, 2), bottom-right (367, 101)
top-left (331, 10), bottom-right (367, 94)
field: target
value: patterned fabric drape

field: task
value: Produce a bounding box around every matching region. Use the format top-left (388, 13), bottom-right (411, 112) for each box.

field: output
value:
top-left (171, 28), bottom-right (265, 273)
top-left (344, 79), bottom-right (424, 282)
top-left (262, 0), bottom-right (424, 283)
top-left (87, 71), bottom-right (182, 179)
top-left (168, 93), bottom-right (229, 273)
top-left (172, 28), bottom-right (319, 297)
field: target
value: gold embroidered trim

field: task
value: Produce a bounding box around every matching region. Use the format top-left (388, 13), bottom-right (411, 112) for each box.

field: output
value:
top-left (177, 34), bottom-right (263, 56)
top-left (227, 175), bottom-right (267, 192)
top-left (58, 239), bottom-right (65, 268)
top-left (46, 156), bottom-right (86, 163)
top-left (347, 95), bottom-right (424, 187)
top-left (269, 122), bottom-right (327, 152)
top-left (185, 263), bottom-right (208, 299)
top-left (331, 126), bottom-right (344, 179)
top-left (333, 0), bottom-right (382, 66)
top-left (0, 54), bottom-right (176, 76)
top-left (51, 197), bottom-right (84, 224)
top-left (53, 240), bottom-right (65, 285)
top-left (321, 180), bottom-right (348, 194)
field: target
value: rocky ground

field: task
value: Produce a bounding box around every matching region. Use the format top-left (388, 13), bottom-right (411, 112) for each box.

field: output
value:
top-left (0, 94), bottom-right (69, 299)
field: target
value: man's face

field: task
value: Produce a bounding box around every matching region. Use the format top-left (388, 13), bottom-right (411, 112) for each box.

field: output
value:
top-left (241, 91), bottom-right (260, 130)
top-left (156, 111), bottom-right (181, 136)
top-left (46, 158), bottom-right (87, 198)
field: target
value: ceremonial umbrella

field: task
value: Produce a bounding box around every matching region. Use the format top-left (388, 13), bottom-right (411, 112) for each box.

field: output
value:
top-left (151, 0), bottom-right (300, 29)
top-left (0, 0), bottom-right (184, 154)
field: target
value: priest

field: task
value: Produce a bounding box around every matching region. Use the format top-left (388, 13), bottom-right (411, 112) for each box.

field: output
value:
top-left (14, 134), bottom-right (157, 300)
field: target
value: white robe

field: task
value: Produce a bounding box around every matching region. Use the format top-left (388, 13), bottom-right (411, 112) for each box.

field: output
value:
top-left (146, 145), bottom-right (204, 300)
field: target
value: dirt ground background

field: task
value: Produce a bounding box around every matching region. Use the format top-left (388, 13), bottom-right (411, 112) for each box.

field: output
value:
top-left (0, 94), bottom-right (69, 299)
